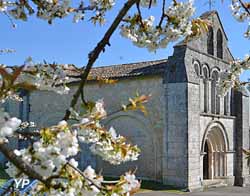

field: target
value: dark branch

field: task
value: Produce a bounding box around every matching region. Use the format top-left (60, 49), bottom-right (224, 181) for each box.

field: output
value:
top-left (15, 130), bottom-right (40, 137)
top-left (67, 162), bottom-right (103, 190)
top-left (148, 0), bottom-right (153, 9)
top-left (238, 0), bottom-right (250, 16)
top-left (0, 142), bottom-right (49, 186)
top-left (136, 2), bottom-right (145, 29)
top-left (63, 0), bottom-right (139, 121)
top-left (157, 0), bottom-right (166, 28)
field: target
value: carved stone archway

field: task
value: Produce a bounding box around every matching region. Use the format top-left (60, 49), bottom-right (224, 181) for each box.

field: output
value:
top-left (201, 122), bottom-right (229, 180)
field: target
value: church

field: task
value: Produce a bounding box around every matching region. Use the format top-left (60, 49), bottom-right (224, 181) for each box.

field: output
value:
top-left (3, 11), bottom-right (250, 191)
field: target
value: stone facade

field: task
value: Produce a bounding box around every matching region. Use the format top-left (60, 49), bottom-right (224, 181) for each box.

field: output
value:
top-left (3, 11), bottom-right (250, 191)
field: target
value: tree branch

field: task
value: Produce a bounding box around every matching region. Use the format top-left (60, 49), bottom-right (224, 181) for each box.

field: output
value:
top-left (158, 0), bottom-right (166, 28)
top-left (15, 130), bottom-right (40, 137)
top-left (136, 2), bottom-right (145, 29)
top-left (0, 142), bottom-right (49, 186)
top-left (66, 162), bottom-right (103, 190)
top-left (63, 0), bottom-right (139, 121)
top-left (238, 0), bottom-right (250, 16)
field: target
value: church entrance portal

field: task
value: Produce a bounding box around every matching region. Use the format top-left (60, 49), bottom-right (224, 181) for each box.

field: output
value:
top-left (202, 125), bottom-right (228, 180)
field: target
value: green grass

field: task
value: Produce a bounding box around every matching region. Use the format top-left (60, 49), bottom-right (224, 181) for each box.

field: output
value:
top-left (104, 176), bottom-right (185, 194)
top-left (0, 179), bottom-right (7, 187)
top-left (140, 180), bottom-right (185, 193)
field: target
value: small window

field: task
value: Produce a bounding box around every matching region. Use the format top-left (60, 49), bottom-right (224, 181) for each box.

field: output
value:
top-left (217, 29), bottom-right (223, 59)
top-left (203, 66), bottom-right (209, 79)
top-left (194, 62), bottom-right (200, 76)
top-left (207, 27), bottom-right (214, 56)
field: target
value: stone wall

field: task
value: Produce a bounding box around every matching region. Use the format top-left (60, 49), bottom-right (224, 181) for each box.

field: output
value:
top-left (28, 75), bottom-right (166, 181)
top-left (234, 91), bottom-right (250, 186)
top-left (185, 12), bottom-right (234, 63)
top-left (0, 101), bottom-right (21, 165)
top-left (162, 82), bottom-right (188, 188)
top-left (187, 82), bottom-right (202, 190)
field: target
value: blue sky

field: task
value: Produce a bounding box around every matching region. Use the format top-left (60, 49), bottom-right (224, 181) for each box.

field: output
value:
top-left (0, 1), bottom-right (249, 80)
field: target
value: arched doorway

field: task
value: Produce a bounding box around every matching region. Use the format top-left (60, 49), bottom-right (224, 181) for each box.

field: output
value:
top-left (202, 125), bottom-right (228, 180)
top-left (203, 141), bottom-right (209, 179)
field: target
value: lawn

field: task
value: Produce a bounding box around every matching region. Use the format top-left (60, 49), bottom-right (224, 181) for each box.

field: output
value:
top-left (139, 180), bottom-right (185, 194)
top-left (104, 176), bottom-right (185, 194)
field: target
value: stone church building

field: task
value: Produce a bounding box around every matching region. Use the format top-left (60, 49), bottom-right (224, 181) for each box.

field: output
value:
top-left (3, 11), bottom-right (250, 190)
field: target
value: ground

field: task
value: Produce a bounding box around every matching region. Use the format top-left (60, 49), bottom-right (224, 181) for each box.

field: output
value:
top-left (137, 186), bottom-right (250, 196)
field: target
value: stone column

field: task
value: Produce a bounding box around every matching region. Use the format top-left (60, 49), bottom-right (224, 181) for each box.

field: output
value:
top-left (227, 90), bottom-right (231, 115)
top-left (207, 79), bottom-right (212, 113)
top-left (200, 78), bottom-right (204, 112)
top-left (210, 152), bottom-right (214, 179)
top-left (215, 82), bottom-right (220, 115)
top-left (218, 152), bottom-right (222, 176)
top-left (214, 152), bottom-right (218, 178)
top-left (220, 152), bottom-right (224, 176)
top-left (224, 152), bottom-right (227, 176)
top-left (220, 96), bottom-right (224, 116)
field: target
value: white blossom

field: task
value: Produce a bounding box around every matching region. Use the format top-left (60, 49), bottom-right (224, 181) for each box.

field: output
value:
top-left (230, 0), bottom-right (250, 38)
top-left (0, 110), bottom-right (21, 142)
top-left (120, 0), bottom-right (195, 52)
top-left (121, 172), bottom-right (140, 194)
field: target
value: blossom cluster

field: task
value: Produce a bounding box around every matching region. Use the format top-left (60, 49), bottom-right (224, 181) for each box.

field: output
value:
top-left (29, 166), bottom-right (140, 196)
top-left (73, 100), bottom-right (140, 165)
top-left (120, 0), bottom-right (195, 52)
top-left (0, 0), bottom-right (115, 24)
top-left (217, 54), bottom-right (250, 96)
top-left (6, 117), bottom-right (140, 195)
top-left (21, 59), bottom-right (71, 94)
top-left (89, 0), bottom-right (115, 24)
top-left (0, 56), bottom-right (142, 195)
top-left (2, 87), bottom-right (141, 195)
top-left (6, 121), bottom-right (79, 178)
top-left (0, 108), bottom-right (21, 142)
top-left (0, 61), bottom-right (70, 106)
top-left (230, 0), bottom-right (250, 38)
top-left (0, 61), bottom-right (70, 143)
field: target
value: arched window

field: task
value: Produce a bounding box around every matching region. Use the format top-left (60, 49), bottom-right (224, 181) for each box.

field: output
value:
top-left (211, 70), bottom-right (220, 114)
top-left (207, 27), bottom-right (214, 55)
top-left (217, 29), bottom-right (223, 59)
top-left (194, 61), bottom-right (200, 77)
top-left (203, 66), bottom-right (209, 113)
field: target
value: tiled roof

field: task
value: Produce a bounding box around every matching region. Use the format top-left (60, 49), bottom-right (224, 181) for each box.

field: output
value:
top-left (89, 59), bottom-right (167, 79)
top-left (67, 59), bottom-right (167, 82)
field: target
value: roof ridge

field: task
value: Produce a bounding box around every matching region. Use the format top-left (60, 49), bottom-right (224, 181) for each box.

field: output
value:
top-left (93, 58), bottom-right (168, 69)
